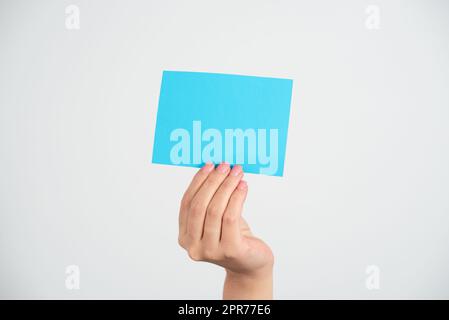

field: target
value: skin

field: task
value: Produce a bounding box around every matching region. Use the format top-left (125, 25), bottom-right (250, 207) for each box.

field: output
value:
top-left (178, 162), bottom-right (274, 299)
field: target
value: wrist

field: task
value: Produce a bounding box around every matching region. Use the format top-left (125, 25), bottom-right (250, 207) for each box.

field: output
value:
top-left (223, 265), bottom-right (273, 300)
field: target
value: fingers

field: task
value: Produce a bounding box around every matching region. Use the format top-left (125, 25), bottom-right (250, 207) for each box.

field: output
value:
top-left (178, 165), bottom-right (250, 265)
top-left (187, 162), bottom-right (231, 240)
top-left (181, 162), bottom-right (215, 209)
top-left (179, 163), bottom-right (214, 236)
top-left (221, 180), bottom-right (248, 246)
top-left (202, 165), bottom-right (244, 243)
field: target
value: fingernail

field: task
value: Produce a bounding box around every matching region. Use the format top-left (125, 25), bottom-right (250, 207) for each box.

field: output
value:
top-left (237, 180), bottom-right (247, 190)
top-left (230, 165), bottom-right (242, 177)
top-left (217, 162), bottom-right (230, 174)
top-left (202, 162), bottom-right (214, 173)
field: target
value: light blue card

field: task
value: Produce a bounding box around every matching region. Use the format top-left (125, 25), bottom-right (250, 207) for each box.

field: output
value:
top-left (152, 71), bottom-right (293, 176)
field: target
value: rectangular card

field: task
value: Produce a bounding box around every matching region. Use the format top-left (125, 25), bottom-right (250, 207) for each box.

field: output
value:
top-left (152, 71), bottom-right (293, 176)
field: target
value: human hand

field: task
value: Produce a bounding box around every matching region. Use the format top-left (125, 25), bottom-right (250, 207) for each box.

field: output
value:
top-left (178, 162), bottom-right (274, 299)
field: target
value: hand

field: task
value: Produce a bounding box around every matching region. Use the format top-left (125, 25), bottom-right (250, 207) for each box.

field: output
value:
top-left (178, 162), bottom-right (274, 299)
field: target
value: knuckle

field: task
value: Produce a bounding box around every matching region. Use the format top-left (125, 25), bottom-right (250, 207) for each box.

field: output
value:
top-left (223, 214), bottom-right (237, 224)
top-left (231, 190), bottom-right (245, 200)
top-left (180, 195), bottom-right (190, 209)
top-left (205, 174), bottom-right (221, 186)
top-left (178, 236), bottom-right (186, 249)
top-left (222, 179), bottom-right (237, 190)
top-left (187, 247), bottom-right (202, 261)
top-left (186, 231), bottom-right (196, 241)
top-left (189, 199), bottom-right (205, 216)
top-left (201, 247), bottom-right (217, 261)
top-left (207, 204), bottom-right (222, 217)
top-left (202, 225), bottom-right (216, 238)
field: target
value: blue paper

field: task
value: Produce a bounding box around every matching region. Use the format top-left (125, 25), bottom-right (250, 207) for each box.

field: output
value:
top-left (152, 71), bottom-right (293, 176)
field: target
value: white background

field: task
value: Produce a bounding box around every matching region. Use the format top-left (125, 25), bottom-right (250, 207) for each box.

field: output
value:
top-left (1, 0), bottom-right (448, 299)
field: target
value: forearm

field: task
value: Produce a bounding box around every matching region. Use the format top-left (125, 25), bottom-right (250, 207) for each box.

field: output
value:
top-left (223, 266), bottom-right (273, 300)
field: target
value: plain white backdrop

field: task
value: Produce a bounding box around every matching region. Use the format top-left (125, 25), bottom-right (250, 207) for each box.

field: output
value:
top-left (0, 0), bottom-right (448, 299)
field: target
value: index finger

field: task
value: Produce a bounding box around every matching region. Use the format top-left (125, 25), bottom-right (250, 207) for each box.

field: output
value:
top-left (179, 162), bottom-right (215, 234)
